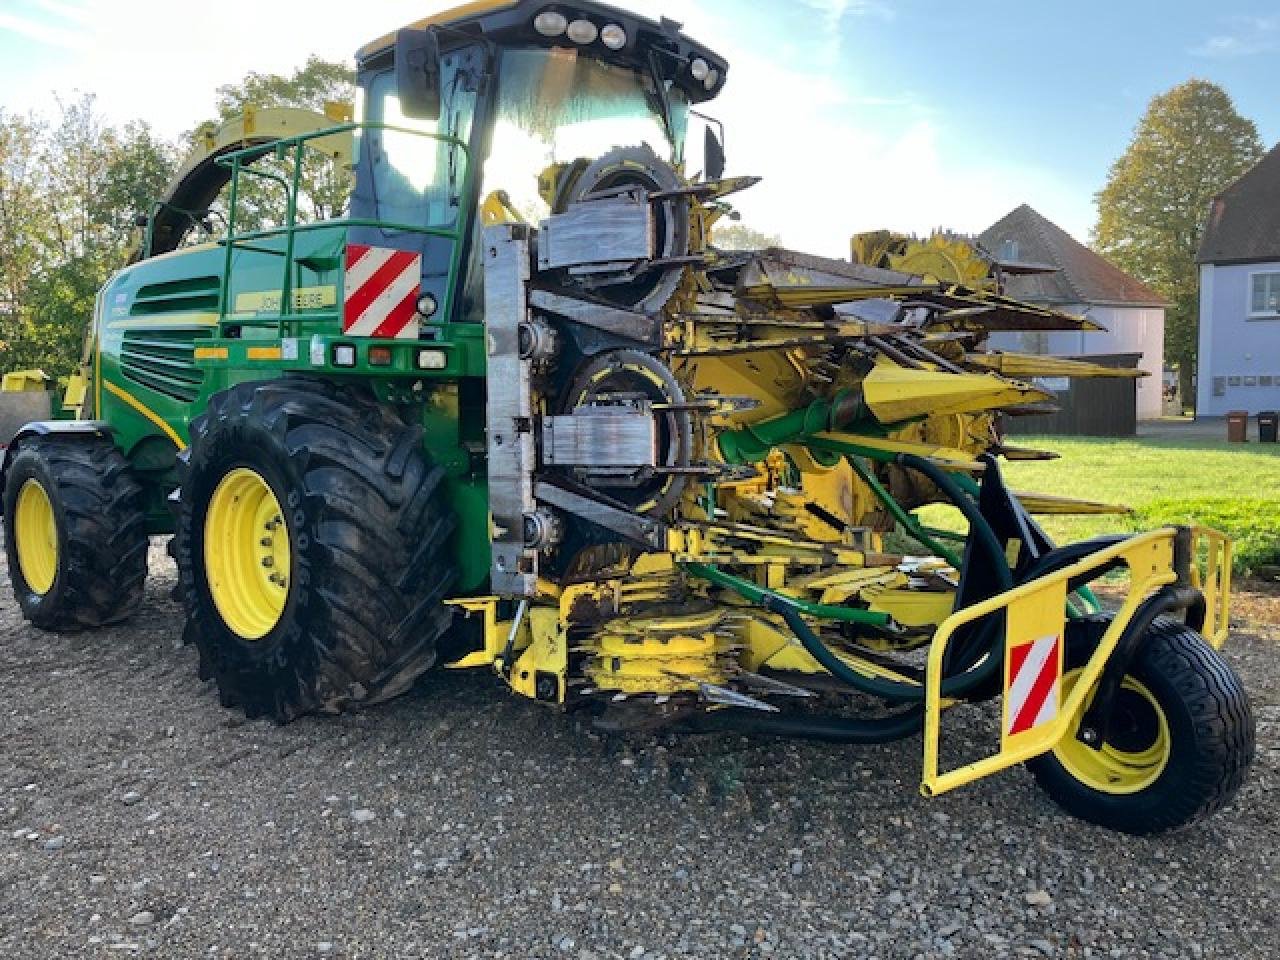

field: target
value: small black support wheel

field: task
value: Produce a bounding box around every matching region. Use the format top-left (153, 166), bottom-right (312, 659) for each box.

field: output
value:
top-left (173, 378), bottom-right (457, 723)
top-left (1027, 613), bottom-right (1254, 834)
top-left (3, 434), bottom-right (148, 630)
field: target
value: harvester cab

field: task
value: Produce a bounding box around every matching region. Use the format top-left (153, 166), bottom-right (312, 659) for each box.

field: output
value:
top-left (2, 0), bottom-right (1253, 836)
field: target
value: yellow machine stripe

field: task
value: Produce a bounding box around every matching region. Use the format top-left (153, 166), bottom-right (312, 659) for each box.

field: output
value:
top-left (95, 332), bottom-right (102, 420)
top-left (107, 312), bottom-right (220, 330)
top-left (103, 381), bottom-right (187, 450)
top-left (247, 346), bottom-right (283, 361)
top-left (194, 346), bottom-right (229, 360)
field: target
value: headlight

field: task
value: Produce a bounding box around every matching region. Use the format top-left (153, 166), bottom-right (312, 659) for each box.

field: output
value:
top-left (417, 349), bottom-right (448, 370)
top-left (533, 11), bottom-right (568, 36)
top-left (566, 18), bottom-right (598, 44)
top-left (690, 58), bottom-right (709, 81)
top-left (333, 344), bottom-right (356, 367)
top-left (600, 23), bottom-right (627, 50)
top-left (415, 293), bottom-right (438, 318)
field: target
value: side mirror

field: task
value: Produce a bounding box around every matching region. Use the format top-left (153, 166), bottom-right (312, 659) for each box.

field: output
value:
top-left (395, 28), bottom-right (441, 121)
top-left (704, 125), bottom-right (726, 182)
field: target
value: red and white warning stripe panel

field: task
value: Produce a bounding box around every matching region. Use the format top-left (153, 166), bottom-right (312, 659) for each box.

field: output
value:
top-left (343, 244), bottom-right (422, 339)
top-left (1004, 633), bottom-right (1061, 738)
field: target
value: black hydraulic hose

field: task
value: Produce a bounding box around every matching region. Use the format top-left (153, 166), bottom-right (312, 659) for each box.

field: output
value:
top-left (898, 454), bottom-right (1013, 679)
top-left (896, 454), bottom-right (1011, 595)
top-left (683, 704), bottom-right (925, 744)
top-left (762, 595), bottom-right (1002, 702)
top-left (1018, 534), bottom-right (1131, 590)
top-left (687, 456), bottom-right (1014, 711)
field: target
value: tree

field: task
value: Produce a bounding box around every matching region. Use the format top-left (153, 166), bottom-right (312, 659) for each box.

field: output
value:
top-left (1094, 80), bottom-right (1264, 400)
top-left (713, 222), bottom-right (781, 251)
top-left (205, 58), bottom-right (356, 229)
top-left (214, 56), bottom-right (355, 119)
top-left (0, 97), bottom-right (174, 382)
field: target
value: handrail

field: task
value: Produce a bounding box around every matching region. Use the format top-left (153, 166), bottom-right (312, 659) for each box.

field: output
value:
top-left (210, 121), bottom-right (470, 171)
top-left (211, 121), bottom-right (474, 335)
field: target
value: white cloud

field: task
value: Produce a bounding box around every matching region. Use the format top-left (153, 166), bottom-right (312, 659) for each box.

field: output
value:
top-left (627, 1), bottom-right (1088, 253)
top-left (1, 0), bottom-right (1092, 252)
top-left (797, 0), bottom-right (894, 26)
top-left (0, 10), bottom-right (89, 50)
top-left (1191, 14), bottom-right (1279, 58)
top-left (4, 0), bottom-right (439, 135)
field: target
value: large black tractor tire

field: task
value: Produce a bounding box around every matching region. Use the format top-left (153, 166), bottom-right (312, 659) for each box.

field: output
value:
top-left (2, 434), bottom-right (148, 630)
top-left (173, 379), bottom-right (457, 722)
top-left (1027, 613), bottom-right (1254, 834)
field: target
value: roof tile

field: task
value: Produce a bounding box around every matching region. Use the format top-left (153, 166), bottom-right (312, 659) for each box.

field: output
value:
top-left (978, 205), bottom-right (1166, 307)
top-left (1196, 144), bottom-right (1280, 265)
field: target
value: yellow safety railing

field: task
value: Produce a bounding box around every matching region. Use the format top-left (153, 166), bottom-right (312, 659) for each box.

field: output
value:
top-left (920, 527), bottom-right (1210, 797)
top-left (1191, 525), bottom-right (1231, 648)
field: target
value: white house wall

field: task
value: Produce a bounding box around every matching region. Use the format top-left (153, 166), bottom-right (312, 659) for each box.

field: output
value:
top-left (989, 304), bottom-right (1165, 418)
top-left (1197, 261), bottom-right (1280, 416)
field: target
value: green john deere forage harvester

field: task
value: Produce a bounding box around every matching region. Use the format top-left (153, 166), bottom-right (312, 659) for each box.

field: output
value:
top-left (2, 0), bottom-right (1253, 834)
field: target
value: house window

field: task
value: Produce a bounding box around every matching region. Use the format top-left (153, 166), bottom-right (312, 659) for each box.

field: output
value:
top-left (1250, 271), bottom-right (1280, 317)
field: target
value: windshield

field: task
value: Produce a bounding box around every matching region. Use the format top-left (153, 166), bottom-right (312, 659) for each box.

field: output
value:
top-left (484, 47), bottom-right (690, 223)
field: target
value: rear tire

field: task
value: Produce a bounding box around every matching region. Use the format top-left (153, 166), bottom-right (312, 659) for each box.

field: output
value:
top-left (174, 379), bottom-right (457, 722)
top-left (1027, 613), bottom-right (1254, 834)
top-left (2, 435), bottom-right (148, 630)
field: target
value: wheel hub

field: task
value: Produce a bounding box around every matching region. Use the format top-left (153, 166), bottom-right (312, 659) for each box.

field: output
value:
top-left (203, 467), bottom-right (291, 640)
top-left (1055, 670), bottom-right (1171, 795)
top-left (14, 479), bottom-right (58, 595)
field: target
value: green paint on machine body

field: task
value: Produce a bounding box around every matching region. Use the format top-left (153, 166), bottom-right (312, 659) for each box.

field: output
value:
top-left (97, 213), bottom-right (492, 593)
top-left (80, 1), bottom-right (731, 599)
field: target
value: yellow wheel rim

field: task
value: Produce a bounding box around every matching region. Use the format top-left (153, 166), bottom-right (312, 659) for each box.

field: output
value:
top-left (1054, 669), bottom-right (1171, 795)
top-left (203, 467), bottom-right (291, 640)
top-left (14, 479), bottom-right (58, 595)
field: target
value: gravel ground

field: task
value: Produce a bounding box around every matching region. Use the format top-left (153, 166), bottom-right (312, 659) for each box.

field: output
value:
top-left (2, 539), bottom-right (1277, 960)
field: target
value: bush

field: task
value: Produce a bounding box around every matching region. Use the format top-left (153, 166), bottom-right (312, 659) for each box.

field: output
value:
top-left (1131, 498), bottom-right (1280, 576)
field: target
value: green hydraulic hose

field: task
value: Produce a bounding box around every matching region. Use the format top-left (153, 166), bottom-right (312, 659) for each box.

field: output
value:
top-left (684, 561), bottom-right (1005, 702)
top-left (845, 456), bottom-right (964, 569)
top-left (717, 390), bottom-right (866, 464)
top-left (683, 562), bottom-right (893, 627)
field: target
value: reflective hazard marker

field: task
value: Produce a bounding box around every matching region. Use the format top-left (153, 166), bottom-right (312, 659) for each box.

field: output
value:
top-left (343, 244), bottom-right (422, 339)
top-left (1005, 633), bottom-right (1061, 737)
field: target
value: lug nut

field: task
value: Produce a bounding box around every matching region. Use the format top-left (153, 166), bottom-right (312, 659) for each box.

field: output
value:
top-left (260, 537), bottom-right (273, 547)
top-left (261, 557), bottom-right (274, 568)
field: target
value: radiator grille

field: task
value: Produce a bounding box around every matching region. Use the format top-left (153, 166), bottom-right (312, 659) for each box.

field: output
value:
top-left (119, 328), bottom-right (211, 403)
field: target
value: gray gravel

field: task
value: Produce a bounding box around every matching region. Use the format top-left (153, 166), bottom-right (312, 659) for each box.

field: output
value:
top-left (2, 538), bottom-right (1277, 959)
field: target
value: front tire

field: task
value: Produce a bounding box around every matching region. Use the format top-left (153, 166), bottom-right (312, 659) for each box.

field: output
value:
top-left (1027, 614), bottom-right (1254, 834)
top-left (2, 434), bottom-right (148, 630)
top-left (174, 379), bottom-right (457, 722)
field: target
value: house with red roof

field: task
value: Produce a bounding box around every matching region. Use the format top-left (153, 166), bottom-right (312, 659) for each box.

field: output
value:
top-left (979, 205), bottom-right (1167, 420)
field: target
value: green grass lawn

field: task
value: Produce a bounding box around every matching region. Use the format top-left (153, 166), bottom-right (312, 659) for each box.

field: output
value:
top-left (917, 435), bottom-right (1280, 574)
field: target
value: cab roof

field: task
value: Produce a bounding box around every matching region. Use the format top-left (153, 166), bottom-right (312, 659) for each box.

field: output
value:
top-left (356, 0), bottom-right (728, 103)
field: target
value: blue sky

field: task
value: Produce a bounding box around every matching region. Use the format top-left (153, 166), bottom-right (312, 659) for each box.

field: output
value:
top-left (1, 0), bottom-right (1276, 256)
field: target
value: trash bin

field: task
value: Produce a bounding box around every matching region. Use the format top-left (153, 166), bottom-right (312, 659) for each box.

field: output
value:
top-left (1260, 411), bottom-right (1279, 443)
top-left (1226, 410), bottom-right (1249, 443)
